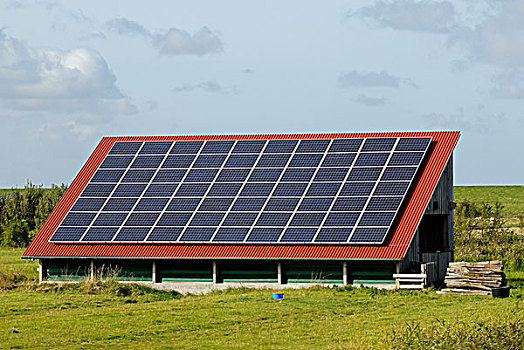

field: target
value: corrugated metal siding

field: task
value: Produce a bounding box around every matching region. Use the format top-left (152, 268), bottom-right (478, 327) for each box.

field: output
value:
top-left (23, 131), bottom-right (460, 260)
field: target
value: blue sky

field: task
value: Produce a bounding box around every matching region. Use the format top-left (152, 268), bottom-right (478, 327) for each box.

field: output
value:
top-left (0, 0), bottom-right (522, 187)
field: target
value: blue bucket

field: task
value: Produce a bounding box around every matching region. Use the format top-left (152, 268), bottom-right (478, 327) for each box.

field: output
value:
top-left (272, 293), bottom-right (284, 299)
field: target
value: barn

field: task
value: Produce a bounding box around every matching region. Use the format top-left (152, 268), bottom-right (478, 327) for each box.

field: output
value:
top-left (23, 131), bottom-right (460, 290)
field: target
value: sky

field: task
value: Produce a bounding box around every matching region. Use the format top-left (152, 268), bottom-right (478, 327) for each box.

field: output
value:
top-left (0, 0), bottom-right (523, 187)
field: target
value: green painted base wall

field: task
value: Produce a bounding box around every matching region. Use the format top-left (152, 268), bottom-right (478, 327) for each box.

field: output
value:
top-left (159, 260), bottom-right (213, 282)
top-left (46, 260), bottom-right (90, 281)
top-left (95, 260), bottom-right (152, 281)
top-left (43, 259), bottom-right (397, 285)
top-left (219, 261), bottom-right (278, 283)
top-left (285, 261), bottom-right (343, 284)
top-left (349, 262), bottom-right (395, 284)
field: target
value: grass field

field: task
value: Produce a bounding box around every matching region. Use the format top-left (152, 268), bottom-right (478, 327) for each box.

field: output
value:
top-left (454, 185), bottom-right (524, 217)
top-left (0, 275), bottom-right (522, 349)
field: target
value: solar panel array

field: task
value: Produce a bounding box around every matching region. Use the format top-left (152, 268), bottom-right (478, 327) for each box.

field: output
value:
top-left (50, 137), bottom-right (431, 244)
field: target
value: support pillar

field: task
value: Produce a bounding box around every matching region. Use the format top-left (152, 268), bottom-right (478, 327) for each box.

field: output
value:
top-left (90, 260), bottom-right (95, 281)
top-left (395, 262), bottom-right (401, 289)
top-left (38, 259), bottom-right (45, 283)
top-left (152, 260), bottom-right (157, 283)
top-left (342, 261), bottom-right (348, 286)
top-left (213, 261), bottom-right (218, 284)
top-left (277, 262), bottom-right (283, 284)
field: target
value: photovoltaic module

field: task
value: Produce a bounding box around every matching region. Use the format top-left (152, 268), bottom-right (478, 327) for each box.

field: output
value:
top-left (49, 137), bottom-right (431, 244)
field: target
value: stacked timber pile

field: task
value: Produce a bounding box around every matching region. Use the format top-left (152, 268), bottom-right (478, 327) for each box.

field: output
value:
top-left (437, 261), bottom-right (505, 295)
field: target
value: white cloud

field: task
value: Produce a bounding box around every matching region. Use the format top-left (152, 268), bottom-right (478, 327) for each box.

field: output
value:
top-left (79, 32), bottom-right (107, 41)
top-left (105, 17), bottom-right (223, 56)
top-left (349, 1), bottom-right (524, 70)
top-left (347, 0), bottom-right (524, 97)
top-left (0, 30), bottom-right (135, 115)
top-left (422, 107), bottom-right (506, 134)
top-left (354, 94), bottom-right (388, 106)
top-left (154, 26), bottom-right (223, 56)
top-left (347, 0), bottom-right (457, 33)
top-left (145, 100), bottom-right (158, 111)
top-left (63, 120), bottom-right (97, 138)
top-left (172, 80), bottom-right (238, 94)
top-left (490, 70), bottom-right (524, 99)
top-left (338, 71), bottom-right (400, 88)
top-left (450, 1), bottom-right (524, 68)
top-left (105, 17), bottom-right (150, 37)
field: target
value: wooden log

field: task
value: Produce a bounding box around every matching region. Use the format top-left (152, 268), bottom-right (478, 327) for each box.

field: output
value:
top-left (442, 261), bottom-right (506, 293)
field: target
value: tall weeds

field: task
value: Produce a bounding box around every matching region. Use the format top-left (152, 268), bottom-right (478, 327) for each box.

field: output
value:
top-left (387, 302), bottom-right (524, 349)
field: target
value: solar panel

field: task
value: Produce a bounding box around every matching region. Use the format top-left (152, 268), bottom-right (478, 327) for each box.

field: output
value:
top-left (140, 141), bottom-right (173, 154)
top-left (298, 198), bottom-right (333, 211)
top-left (170, 141), bottom-right (202, 154)
top-left (82, 227), bottom-right (118, 241)
top-left (201, 140), bottom-right (234, 154)
top-left (213, 228), bottom-right (250, 242)
top-left (230, 198), bottom-right (266, 211)
top-left (71, 198), bottom-right (106, 211)
top-left (124, 213), bottom-right (160, 226)
top-left (114, 227), bottom-right (150, 241)
top-left (51, 136), bottom-right (431, 244)
top-left (49, 227), bottom-right (86, 241)
top-left (280, 228), bottom-right (317, 242)
top-left (121, 170), bottom-right (156, 183)
top-left (166, 198), bottom-right (201, 211)
top-left (91, 170), bottom-right (125, 183)
top-left (199, 197), bottom-right (234, 211)
top-left (153, 169), bottom-right (187, 183)
top-left (231, 140), bottom-right (265, 153)
top-left (147, 227), bottom-right (183, 241)
top-left (103, 198), bottom-right (138, 212)
top-left (100, 156), bottom-right (134, 168)
top-left (109, 141), bottom-right (142, 155)
top-left (246, 228), bottom-right (283, 242)
top-left (134, 198), bottom-right (170, 211)
top-left (266, 198), bottom-right (300, 211)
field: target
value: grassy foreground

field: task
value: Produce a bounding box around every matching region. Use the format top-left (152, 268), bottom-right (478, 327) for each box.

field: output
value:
top-left (1, 280), bottom-right (522, 349)
top-left (1, 248), bottom-right (523, 349)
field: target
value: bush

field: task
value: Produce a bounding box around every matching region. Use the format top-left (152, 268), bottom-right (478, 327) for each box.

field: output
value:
top-left (0, 181), bottom-right (66, 247)
top-left (454, 200), bottom-right (524, 271)
top-left (387, 303), bottom-right (524, 349)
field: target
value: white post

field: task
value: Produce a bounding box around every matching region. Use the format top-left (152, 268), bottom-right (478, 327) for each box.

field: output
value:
top-left (277, 262), bottom-right (283, 284)
top-left (152, 261), bottom-right (157, 283)
top-left (90, 260), bottom-right (95, 281)
top-left (38, 260), bottom-right (44, 283)
top-left (213, 261), bottom-right (218, 284)
top-left (395, 262), bottom-right (401, 289)
top-left (343, 261), bottom-right (348, 286)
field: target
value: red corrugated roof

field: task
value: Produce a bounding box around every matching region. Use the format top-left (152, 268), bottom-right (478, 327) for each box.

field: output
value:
top-left (23, 131), bottom-right (460, 260)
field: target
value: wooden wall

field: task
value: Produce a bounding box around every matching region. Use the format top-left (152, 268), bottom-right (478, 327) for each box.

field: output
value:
top-left (400, 154), bottom-right (455, 276)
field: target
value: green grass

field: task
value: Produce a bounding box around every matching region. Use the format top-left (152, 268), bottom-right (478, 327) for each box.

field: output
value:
top-left (1, 283), bottom-right (523, 349)
top-left (0, 247), bottom-right (38, 280)
top-left (454, 185), bottom-right (524, 217)
top-left (0, 248), bottom-right (523, 349)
